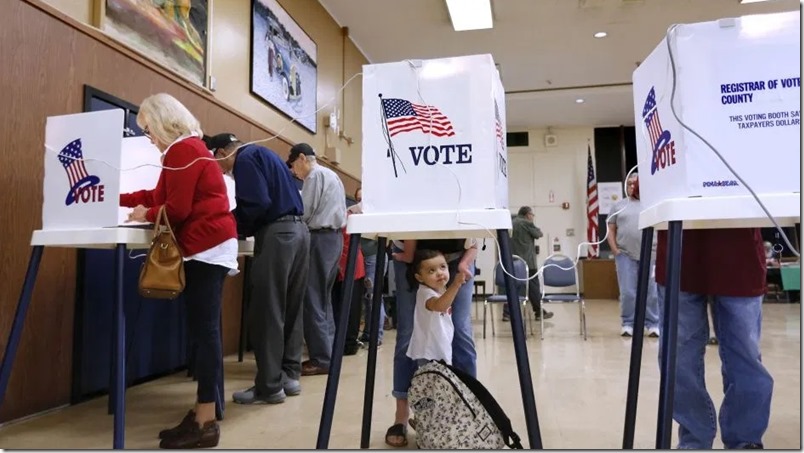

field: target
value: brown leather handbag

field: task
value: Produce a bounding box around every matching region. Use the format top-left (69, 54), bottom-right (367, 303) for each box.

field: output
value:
top-left (138, 206), bottom-right (185, 299)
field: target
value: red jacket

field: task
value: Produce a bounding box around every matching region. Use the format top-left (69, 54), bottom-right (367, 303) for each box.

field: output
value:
top-left (120, 136), bottom-right (237, 256)
top-left (338, 228), bottom-right (366, 282)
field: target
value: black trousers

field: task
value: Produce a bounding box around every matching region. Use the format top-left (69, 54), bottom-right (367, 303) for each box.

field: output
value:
top-left (184, 260), bottom-right (229, 403)
top-left (332, 277), bottom-right (363, 351)
top-left (504, 269), bottom-right (542, 315)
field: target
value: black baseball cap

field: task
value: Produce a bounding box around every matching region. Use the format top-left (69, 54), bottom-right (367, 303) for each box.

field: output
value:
top-left (203, 133), bottom-right (239, 151)
top-left (286, 143), bottom-right (316, 166)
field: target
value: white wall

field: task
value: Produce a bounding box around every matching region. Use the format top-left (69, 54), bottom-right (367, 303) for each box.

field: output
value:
top-left (508, 127), bottom-right (595, 271)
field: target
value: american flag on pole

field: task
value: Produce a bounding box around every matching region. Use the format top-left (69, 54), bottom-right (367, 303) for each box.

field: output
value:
top-left (586, 145), bottom-right (599, 258)
top-left (381, 98), bottom-right (455, 137)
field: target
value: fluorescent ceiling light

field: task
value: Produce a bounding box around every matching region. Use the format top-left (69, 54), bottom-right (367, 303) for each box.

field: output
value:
top-left (576, 98), bottom-right (585, 104)
top-left (594, 31), bottom-right (608, 38)
top-left (445, 0), bottom-right (493, 31)
top-left (740, 0), bottom-right (774, 3)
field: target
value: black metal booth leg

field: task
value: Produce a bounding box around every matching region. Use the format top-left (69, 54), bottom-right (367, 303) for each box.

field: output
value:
top-left (0, 246), bottom-right (44, 406)
top-left (360, 237), bottom-right (388, 448)
top-left (497, 229), bottom-right (543, 449)
top-left (316, 233), bottom-right (361, 449)
top-left (622, 227), bottom-right (654, 449)
top-left (656, 221), bottom-right (683, 449)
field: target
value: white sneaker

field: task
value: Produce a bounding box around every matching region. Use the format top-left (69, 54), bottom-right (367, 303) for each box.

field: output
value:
top-left (647, 327), bottom-right (661, 338)
top-left (620, 326), bottom-right (633, 337)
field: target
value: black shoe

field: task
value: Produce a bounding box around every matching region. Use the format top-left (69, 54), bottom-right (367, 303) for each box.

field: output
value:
top-left (535, 310), bottom-right (554, 320)
top-left (159, 420), bottom-right (219, 449)
top-left (159, 410), bottom-right (196, 440)
top-left (739, 443), bottom-right (763, 449)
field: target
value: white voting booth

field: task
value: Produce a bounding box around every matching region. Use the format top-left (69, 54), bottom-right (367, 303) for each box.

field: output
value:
top-left (624, 11), bottom-right (801, 449)
top-left (320, 54), bottom-right (540, 450)
top-left (633, 10), bottom-right (801, 230)
top-left (350, 53), bottom-right (512, 238)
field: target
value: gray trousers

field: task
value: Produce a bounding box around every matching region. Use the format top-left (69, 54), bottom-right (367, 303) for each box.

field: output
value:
top-left (249, 219), bottom-right (310, 396)
top-left (303, 229), bottom-right (342, 368)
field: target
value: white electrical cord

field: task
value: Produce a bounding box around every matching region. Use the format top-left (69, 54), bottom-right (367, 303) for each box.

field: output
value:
top-left (45, 72), bottom-right (364, 171)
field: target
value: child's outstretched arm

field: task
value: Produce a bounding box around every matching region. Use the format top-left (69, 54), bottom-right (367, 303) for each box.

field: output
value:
top-left (425, 272), bottom-right (467, 313)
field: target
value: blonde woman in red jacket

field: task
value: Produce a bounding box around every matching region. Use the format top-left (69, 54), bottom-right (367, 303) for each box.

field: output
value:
top-left (121, 93), bottom-right (238, 449)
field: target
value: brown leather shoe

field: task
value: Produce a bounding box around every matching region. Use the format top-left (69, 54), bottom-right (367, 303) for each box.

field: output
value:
top-left (159, 420), bottom-right (219, 449)
top-left (159, 410), bottom-right (196, 440)
top-left (301, 362), bottom-right (329, 376)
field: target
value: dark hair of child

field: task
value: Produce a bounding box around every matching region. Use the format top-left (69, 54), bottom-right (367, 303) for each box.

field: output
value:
top-left (406, 249), bottom-right (445, 289)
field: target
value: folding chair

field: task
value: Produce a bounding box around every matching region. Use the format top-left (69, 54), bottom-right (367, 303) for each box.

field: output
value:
top-left (540, 254), bottom-right (587, 340)
top-left (483, 255), bottom-right (533, 338)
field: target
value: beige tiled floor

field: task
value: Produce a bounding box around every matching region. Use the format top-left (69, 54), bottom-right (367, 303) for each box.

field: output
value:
top-left (0, 300), bottom-right (799, 449)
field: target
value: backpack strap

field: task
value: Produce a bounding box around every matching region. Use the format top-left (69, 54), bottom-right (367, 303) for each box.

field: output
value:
top-left (443, 362), bottom-right (524, 449)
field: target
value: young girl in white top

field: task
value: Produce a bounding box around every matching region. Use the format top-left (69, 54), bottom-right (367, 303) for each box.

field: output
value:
top-left (406, 249), bottom-right (467, 365)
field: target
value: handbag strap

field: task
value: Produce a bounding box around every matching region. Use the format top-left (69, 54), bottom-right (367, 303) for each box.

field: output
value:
top-left (152, 206), bottom-right (180, 246)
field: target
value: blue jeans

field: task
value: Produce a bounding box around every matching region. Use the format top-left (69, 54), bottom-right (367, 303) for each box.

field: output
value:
top-left (392, 257), bottom-right (476, 399)
top-left (615, 253), bottom-right (659, 329)
top-left (657, 287), bottom-right (774, 449)
top-left (362, 253), bottom-right (387, 342)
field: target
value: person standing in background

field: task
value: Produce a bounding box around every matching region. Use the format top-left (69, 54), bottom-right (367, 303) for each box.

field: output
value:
top-left (287, 143), bottom-right (347, 376)
top-left (349, 187), bottom-right (389, 344)
top-left (606, 173), bottom-right (660, 338)
top-left (508, 206), bottom-right (554, 321)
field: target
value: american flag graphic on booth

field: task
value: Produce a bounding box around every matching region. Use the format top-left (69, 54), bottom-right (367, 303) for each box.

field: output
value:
top-left (381, 98), bottom-right (455, 137)
top-left (58, 138), bottom-right (100, 205)
top-left (494, 101), bottom-right (504, 148)
top-left (586, 145), bottom-right (599, 258)
top-left (58, 138), bottom-right (91, 189)
top-left (642, 87), bottom-right (664, 148)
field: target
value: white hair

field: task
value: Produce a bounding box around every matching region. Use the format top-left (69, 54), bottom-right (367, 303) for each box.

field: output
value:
top-left (136, 93), bottom-right (202, 146)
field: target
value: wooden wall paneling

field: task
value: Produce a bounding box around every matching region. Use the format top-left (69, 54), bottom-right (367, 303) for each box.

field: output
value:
top-left (0, 1), bottom-right (78, 422)
top-left (1, 0), bottom-right (363, 421)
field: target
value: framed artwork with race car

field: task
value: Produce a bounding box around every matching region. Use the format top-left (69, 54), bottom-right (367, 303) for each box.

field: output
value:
top-left (250, 0), bottom-right (318, 134)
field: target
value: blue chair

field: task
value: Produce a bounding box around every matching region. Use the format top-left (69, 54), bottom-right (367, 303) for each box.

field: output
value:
top-left (539, 254), bottom-right (587, 340)
top-left (482, 255), bottom-right (533, 338)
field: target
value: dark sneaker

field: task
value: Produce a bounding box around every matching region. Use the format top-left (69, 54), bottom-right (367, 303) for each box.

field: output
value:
top-left (536, 310), bottom-right (554, 320)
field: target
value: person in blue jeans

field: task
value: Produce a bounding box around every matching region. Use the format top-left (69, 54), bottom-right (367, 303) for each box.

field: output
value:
top-left (655, 227), bottom-right (773, 449)
top-left (349, 188), bottom-right (388, 345)
top-left (607, 173), bottom-right (660, 337)
top-left (384, 239), bottom-right (477, 448)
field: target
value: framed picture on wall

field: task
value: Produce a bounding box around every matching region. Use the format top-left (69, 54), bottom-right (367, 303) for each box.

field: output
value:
top-left (250, 0), bottom-right (318, 134)
top-left (100, 0), bottom-right (209, 88)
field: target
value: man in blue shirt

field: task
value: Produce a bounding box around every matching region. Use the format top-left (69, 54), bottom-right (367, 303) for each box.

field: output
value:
top-left (204, 133), bottom-right (310, 405)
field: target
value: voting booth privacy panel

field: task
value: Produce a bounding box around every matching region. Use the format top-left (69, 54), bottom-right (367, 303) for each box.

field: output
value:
top-left (357, 54), bottom-right (510, 236)
top-left (632, 11), bottom-right (801, 213)
top-left (43, 110), bottom-right (237, 232)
